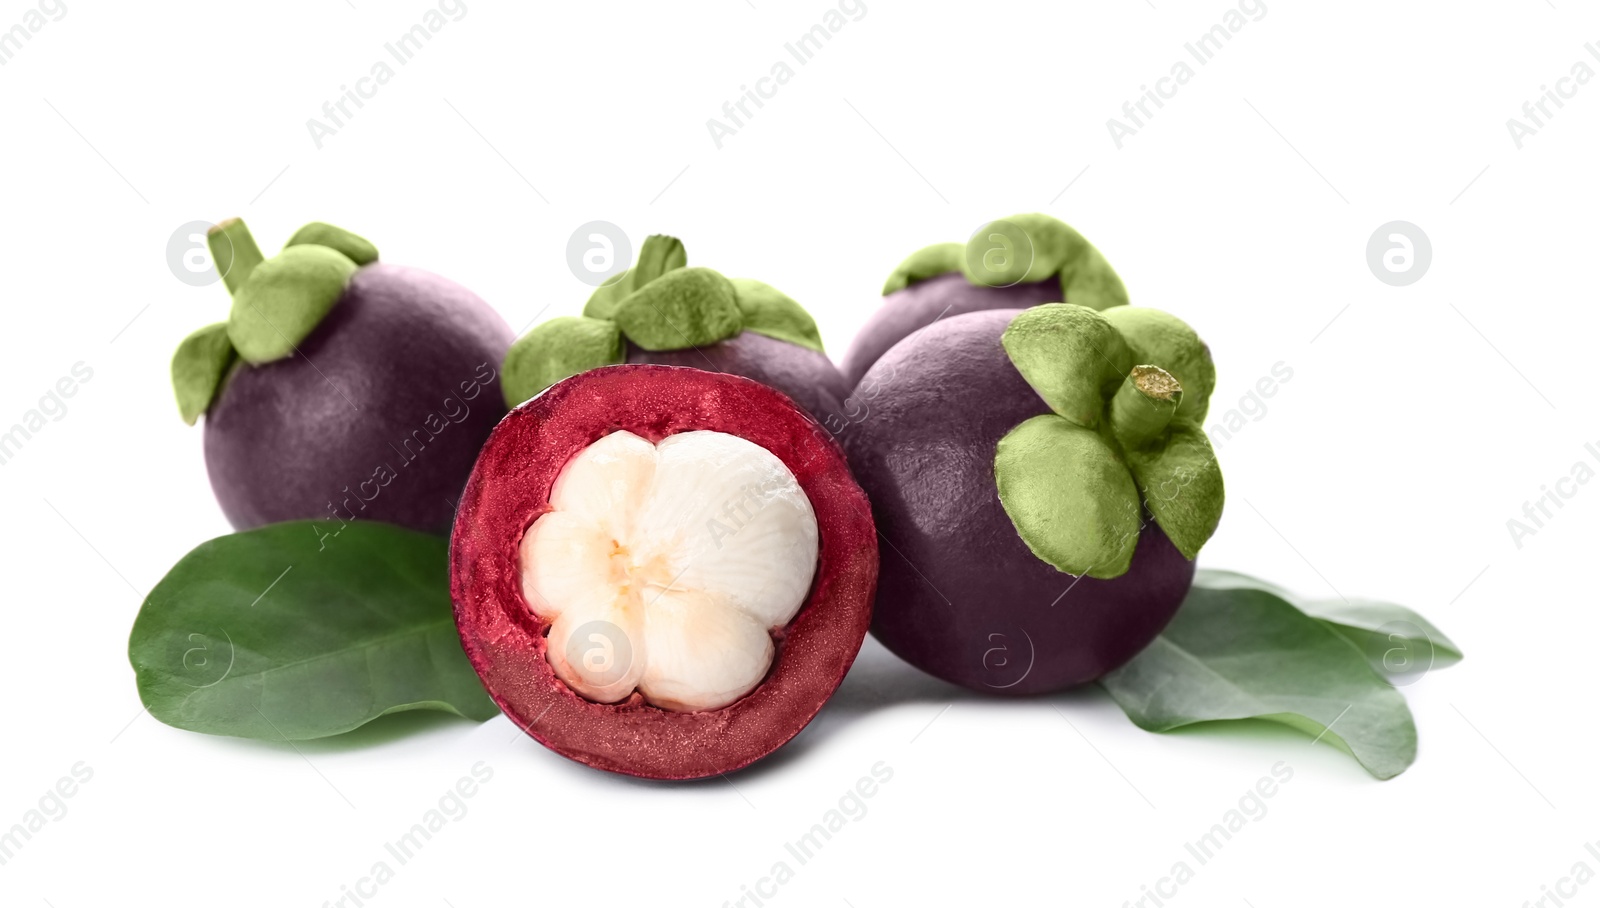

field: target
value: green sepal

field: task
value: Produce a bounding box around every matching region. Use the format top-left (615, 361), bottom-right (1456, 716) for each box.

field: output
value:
top-left (1103, 307), bottom-right (1215, 421)
top-left (611, 266), bottom-right (742, 351)
top-left (1060, 244), bottom-right (1128, 311)
top-left (881, 242), bottom-right (963, 295)
top-left (995, 415), bottom-right (1142, 578)
top-left (962, 213), bottom-right (1086, 288)
top-left (171, 323), bottom-right (237, 425)
top-left (501, 316), bottom-right (625, 407)
top-left (286, 222), bottom-right (379, 266)
top-left (1125, 421), bottom-right (1224, 560)
top-left (584, 234), bottom-right (688, 320)
top-left (731, 278), bottom-right (823, 352)
top-left (208, 218), bottom-right (264, 295)
top-left (227, 245), bottom-right (358, 363)
top-left (1000, 304), bottom-right (1131, 426)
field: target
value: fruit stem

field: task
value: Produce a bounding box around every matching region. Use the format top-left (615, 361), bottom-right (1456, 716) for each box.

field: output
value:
top-left (209, 218), bottom-right (264, 296)
top-left (1110, 365), bottom-right (1181, 448)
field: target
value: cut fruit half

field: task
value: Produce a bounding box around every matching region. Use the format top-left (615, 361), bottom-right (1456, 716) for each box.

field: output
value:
top-left (451, 365), bottom-right (878, 779)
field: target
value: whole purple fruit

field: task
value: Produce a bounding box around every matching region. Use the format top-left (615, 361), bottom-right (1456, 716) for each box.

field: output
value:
top-left (840, 213), bottom-right (1128, 387)
top-left (500, 234), bottom-right (847, 421)
top-left (843, 302), bottom-right (1223, 694)
top-left (170, 219), bottom-right (513, 535)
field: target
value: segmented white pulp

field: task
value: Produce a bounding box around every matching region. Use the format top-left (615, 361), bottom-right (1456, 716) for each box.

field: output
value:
top-left (519, 430), bottom-right (819, 711)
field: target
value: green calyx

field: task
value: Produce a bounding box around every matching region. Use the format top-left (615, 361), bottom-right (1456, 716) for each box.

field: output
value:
top-left (170, 218), bottom-right (377, 424)
top-left (501, 316), bottom-right (625, 408)
top-left (994, 303), bottom-right (1223, 578)
top-left (880, 212), bottom-right (1129, 312)
top-left (500, 234), bottom-right (826, 406)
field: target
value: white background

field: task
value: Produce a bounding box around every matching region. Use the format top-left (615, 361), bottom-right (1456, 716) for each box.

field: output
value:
top-left (1, 1), bottom-right (1595, 906)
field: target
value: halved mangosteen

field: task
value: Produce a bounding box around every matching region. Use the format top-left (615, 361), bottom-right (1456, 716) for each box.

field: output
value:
top-left (451, 364), bottom-right (878, 779)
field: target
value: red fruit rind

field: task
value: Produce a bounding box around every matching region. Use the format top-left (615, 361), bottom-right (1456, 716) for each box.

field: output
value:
top-left (451, 365), bottom-right (878, 779)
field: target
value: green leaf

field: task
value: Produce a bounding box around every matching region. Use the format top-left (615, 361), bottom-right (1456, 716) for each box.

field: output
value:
top-left (1194, 570), bottom-right (1464, 678)
top-left (1102, 307), bottom-right (1216, 422)
top-left (584, 234), bottom-right (689, 320)
top-left (1100, 580), bottom-right (1419, 780)
top-left (730, 278), bottom-right (824, 352)
top-left (128, 521), bottom-right (499, 741)
top-left (502, 316), bottom-right (625, 407)
top-left (171, 322), bottom-right (236, 425)
top-left (1000, 304), bottom-right (1131, 427)
top-left (881, 242), bottom-right (963, 294)
top-left (227, 245), bottom-right (357, 363)
top-left (995, 415), bottom-right (1141, 578)
top-left (1125, 421), bottom-right (1224, 560)
top-left (612, 266), bottom-right (743, 351)
top-left (286, 222), bottom-right (379, 266)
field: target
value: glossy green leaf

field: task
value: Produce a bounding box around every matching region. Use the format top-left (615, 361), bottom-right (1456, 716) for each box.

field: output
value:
top-left (1000, 304), bottom-right (1131, 426)
top-left (227, 245), bottom-right (357, 363)
top-left (995, 415), bottom-right (1141, 578)
top-left (171, 322), bottom-right (236, 425)
top-left (501, 316), bottom-right (625, 407)
top-left (881, 242), bottom-right (963, 294)
top-left (731, 278), bottom-right (824, 352)
top-left (128, 521), bottom-right (499, 741)
top-left (1100, 579), bottom-right (1419, 779)
top-left (611, 266), bottom-right (742, 350)
top-left (1125, 421), bottom-right (1224, 560)
top-left (1194, 570), bottom-right (1464, 678)
top-left (286, 222), bottom-right (379, 266)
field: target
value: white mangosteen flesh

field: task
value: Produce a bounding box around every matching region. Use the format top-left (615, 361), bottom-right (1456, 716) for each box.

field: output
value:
top-left (518, 430), bottom-right (819, 712)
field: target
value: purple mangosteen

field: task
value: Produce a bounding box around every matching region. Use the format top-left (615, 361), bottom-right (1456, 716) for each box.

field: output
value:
top-left (170, 219), bottom-right (513, 535)
top-left (840, 213), bottom-right (1128, 387)
top-left (500, 234), bottom-right (847, 421)
top-left (843, 296), bottom-right (1223, 695)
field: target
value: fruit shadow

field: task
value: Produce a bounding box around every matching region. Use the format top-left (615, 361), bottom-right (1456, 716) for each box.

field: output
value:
top-left (632, 637), bottom-right (1103, 788)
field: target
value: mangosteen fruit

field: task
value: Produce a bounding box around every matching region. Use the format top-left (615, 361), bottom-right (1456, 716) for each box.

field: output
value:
top-left (451, 364), bottom-right (878, 779)
top-left (170, 219), bottom-right (513, 534)
top-left (840, 213), bottom-right (1129, 387)
top-left (500, 234), bottom-right (848, 423)
top-left (843, 303), bottom-right (1223, 694)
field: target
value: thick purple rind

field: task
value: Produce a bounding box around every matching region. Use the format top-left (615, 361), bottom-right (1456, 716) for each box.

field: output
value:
top-left (842, 308), bottom-right (1195, 694)
top-left (204, 263), bottom-right (513, 535)
top-left (839, 272), bottom-right (1064, 388)
top-left (626, 331), bottom-right (849, 427)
